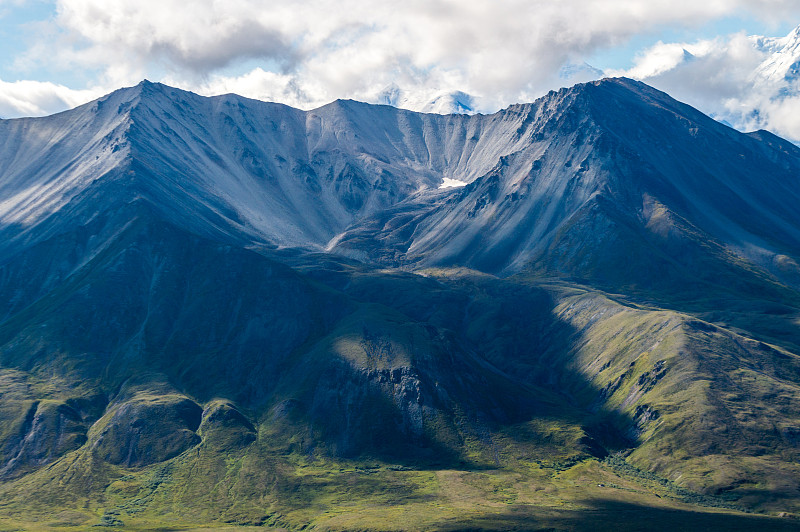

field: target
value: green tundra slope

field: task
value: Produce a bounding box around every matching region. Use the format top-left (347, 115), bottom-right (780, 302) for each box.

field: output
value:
top-left (1, 246), bottom-right (799, 530)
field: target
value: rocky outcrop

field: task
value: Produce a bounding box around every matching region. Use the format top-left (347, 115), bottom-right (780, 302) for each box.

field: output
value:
top-left (0, 401), bottom-right (90, 478)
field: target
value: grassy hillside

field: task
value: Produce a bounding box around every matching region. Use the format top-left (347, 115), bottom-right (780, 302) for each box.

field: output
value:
top-left (2, 244), bottom-right (800, 529)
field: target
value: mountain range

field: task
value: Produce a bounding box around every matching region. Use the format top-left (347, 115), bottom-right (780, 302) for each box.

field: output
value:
top-left (0, 77), bottom-right (799, 530)
top-left (378, 24), bottom-right (800, 146)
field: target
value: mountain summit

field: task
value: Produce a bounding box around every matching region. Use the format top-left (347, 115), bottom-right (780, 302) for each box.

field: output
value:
top-left (754, 24), bottom-right (800, 84)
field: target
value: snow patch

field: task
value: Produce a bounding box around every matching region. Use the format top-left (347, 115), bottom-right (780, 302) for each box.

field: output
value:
top-left (439, 178), bottom-right (467, 189)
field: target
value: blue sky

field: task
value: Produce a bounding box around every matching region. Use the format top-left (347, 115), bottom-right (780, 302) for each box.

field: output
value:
top-left (0, 1), bottom-right (54, 79)
top-left (2, 0), bottom-right (800, 140)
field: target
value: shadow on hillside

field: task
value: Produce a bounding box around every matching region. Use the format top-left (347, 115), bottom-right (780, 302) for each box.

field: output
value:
top-left (433, 498), bottom-right (799, 531)
top-left (0, 225), bottom-right (638, 487)
top-left (272, 255), bottom-right (638, 468)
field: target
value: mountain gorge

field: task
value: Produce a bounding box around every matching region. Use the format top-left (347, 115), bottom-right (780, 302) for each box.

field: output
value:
top-left (1, 78), bottom-right (800, 530)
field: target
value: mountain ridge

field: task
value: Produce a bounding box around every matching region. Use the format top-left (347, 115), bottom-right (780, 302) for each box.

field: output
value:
top-left (0, 78), bottom-right (580, 255)
top-left (4, 76), bottom-right (800, 311)
top-left (332, 78), bottom-right (800, 295)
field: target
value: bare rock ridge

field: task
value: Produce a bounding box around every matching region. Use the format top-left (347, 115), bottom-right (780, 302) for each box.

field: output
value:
top-left (334, 79), bottom-right (800, 288)
top-left (0, 79), bottom-right (534, 256)
top-left (3, 77), bottom-right (799, 291)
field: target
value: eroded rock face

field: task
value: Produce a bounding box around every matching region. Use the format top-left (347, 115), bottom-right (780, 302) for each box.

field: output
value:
top-left (0, 401), bottom-right (90, 478)
top-left (89, 393), bottom-right (202, 467)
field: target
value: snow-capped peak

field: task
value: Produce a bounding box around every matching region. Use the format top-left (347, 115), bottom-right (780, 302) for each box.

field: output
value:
top-left (374, 84), bottom-right (476, 115)
top-left (752, 24), bottom-right (800, 84)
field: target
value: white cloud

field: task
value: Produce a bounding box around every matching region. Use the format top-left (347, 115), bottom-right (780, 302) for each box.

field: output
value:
top-left (612, 34), bottom-right (765, 102)
top-left (47, 1), bottom-right (800, 94)
top-left (614, 28), bottom-right (800, 141)
top-left (0, 79), bottom-right (102, 118)
top-left (3, 0), bottom-right (800, 120)
top-left (750, 96), bottom-right (800, 139)
top-left (182, 68), bottom-right (327, 110)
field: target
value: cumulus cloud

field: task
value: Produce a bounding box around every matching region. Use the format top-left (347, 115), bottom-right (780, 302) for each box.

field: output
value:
top-left (3, 0), bottom-right (800, 120)
top-left (0, 79), bottom-right (102, 118)
top-left (614, 27), bottom-right (800, 140)
top-left (54, 0), bottom-right (297, 81)
top-left (182, 68), bottom-right (326, 110)
top-left (610, 34), bottom-right (765, 105)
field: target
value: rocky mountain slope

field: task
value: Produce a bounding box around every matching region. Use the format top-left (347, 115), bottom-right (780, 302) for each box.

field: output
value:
top-left (335, 80), bottom-right (800, 286)
top-left (0, 78), bottom-right (799, 530)
top-left (0, 80), bottom-right (539, 256)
